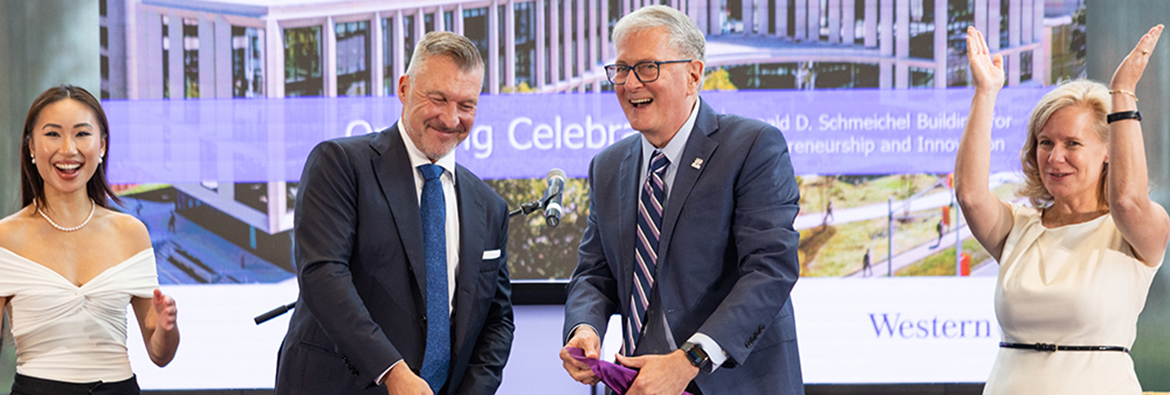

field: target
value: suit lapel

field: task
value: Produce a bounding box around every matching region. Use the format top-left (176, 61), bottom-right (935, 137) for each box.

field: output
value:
top-left (658, 102), bottom-right (719, 267)
top-left (370, 125), bottom-right (428, 294)
top-left (617, 140), bottom-right (641, 312)
top-left (452, 167), bottom-right (486, 353)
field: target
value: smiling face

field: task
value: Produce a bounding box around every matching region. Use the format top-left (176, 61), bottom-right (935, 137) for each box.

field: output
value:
top-left (397, 54), bottom-right (483, 162)
top-left (1035, 105), bottom-right (1109, 206)
top-left (613, 26), bottom-right (702, 146)
top-left (28, 98), bottom-right (106, 197)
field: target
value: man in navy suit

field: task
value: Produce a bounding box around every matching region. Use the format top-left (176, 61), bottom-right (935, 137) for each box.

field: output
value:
top-left (276, 31), bottom-right (513, 395)
top-left (559, 6), bottom-right (803, 395)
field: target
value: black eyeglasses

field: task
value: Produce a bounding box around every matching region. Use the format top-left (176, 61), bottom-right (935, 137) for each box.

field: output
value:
top-left (604, 59), bottom-right (692, 85)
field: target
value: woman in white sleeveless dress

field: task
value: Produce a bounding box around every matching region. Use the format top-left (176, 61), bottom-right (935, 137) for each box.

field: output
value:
top-left (957, 26), bottom-right (1166, 394)
top-left (0, 86), bottom-right (181, 395)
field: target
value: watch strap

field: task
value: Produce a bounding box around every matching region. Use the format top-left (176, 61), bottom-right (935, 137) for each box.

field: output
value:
top-left (1107, 110), bottom-right (1142, 124)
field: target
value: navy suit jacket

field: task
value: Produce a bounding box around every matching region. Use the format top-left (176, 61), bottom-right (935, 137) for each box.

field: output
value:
top-left (276, 124), bottom-right (514, 395)
top-left (564, 100), bottom-right (804, 394)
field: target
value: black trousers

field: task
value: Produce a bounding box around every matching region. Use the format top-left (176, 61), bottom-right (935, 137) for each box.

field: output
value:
top-left (11, 373), bottom-right (140, 395)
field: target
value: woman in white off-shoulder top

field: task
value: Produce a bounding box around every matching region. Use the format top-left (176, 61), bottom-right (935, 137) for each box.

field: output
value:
top-left (0, 85), bottom-right (180, 395)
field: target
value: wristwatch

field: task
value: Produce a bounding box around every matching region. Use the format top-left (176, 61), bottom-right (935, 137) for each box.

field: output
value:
top-left (680, 342), bottom-right (710, 369)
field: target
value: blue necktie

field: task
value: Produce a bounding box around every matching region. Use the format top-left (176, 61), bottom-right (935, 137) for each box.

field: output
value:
top-left (418, 164), bottom-right (449, 393)
top-left (626, 151), bottom-right (669, 355)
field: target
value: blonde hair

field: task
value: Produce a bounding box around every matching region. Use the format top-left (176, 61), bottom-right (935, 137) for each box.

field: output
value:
top-left (1017, 79), bottom-right (1111, 208)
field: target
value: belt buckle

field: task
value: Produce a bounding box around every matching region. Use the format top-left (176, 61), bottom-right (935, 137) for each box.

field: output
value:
top-left (1035, 342), bottom-right (1057, 352)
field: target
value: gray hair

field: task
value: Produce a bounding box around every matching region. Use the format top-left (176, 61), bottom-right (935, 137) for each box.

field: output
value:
top-left (612, 5), bottom-right (706, 63)
top-left (405, 31), bottom-right (484, 77)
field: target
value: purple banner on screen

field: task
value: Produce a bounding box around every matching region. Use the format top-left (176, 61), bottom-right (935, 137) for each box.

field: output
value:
top-left (102, 88), bottom-right (1045, 183)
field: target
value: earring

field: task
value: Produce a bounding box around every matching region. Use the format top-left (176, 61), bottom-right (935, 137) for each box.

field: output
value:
top-left (30, 154), bottom-right (35, 164)
top-left (98, 155), bottom-right (104, 165)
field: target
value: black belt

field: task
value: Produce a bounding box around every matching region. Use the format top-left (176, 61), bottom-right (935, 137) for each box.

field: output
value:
top-left (999, 342), bottom-right (1129, 353)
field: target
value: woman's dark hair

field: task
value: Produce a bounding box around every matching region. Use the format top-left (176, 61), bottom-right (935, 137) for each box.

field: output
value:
top-left (20, 85), bottom-right (121, 209)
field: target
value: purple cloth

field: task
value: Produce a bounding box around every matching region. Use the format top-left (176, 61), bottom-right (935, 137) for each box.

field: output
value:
top-left (565, 347), bottom-right (694, 395)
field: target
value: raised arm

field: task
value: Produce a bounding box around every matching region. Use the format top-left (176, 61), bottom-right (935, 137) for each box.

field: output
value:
top-left (1108, 24), bottom-right (1169, 266)
top-left (955, 27), bottom-right (1015, 259)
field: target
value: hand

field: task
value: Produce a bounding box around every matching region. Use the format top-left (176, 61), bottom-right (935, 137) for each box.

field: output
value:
top-left (559, 326), bottom-right (601, 385)
top-left (966, 27), bottom-right (1005, 93)
top-left (385, 362), bottom-right (434, 395)
top-left (152, 289), bottom-right (177, 332)
top-left (616, 350), bottom-right (699, 395)
top-left (1111, 24), bottom-right (1164, 91)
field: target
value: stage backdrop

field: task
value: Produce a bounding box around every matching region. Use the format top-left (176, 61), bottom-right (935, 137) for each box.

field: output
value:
top-left (74, 0), bottom-right (1162, 390)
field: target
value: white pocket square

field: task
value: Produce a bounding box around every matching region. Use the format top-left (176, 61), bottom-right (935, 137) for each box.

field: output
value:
top-left (482, 249), bottom-right (501, 260)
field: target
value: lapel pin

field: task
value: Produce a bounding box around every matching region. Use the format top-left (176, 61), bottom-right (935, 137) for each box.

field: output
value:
top-left (691, 158), bottom-right (703, 170)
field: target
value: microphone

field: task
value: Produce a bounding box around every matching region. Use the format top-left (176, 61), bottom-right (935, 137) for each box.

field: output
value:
top-left (542, 169), bottom-right (567, 227)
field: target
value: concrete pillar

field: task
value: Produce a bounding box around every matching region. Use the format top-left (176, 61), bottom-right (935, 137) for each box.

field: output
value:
top-left (372, 12), bottom-right (384, 97)
top-left (843, 0), bottom-right (856, 44)
top-left (795, 0), bottom-right (807, 40)
top-left (1021, 0), bottom-right (1032, 44)
top-left (455, 4), bottom-right (465, 35)
top-left (1007, 0), bottom-right (1020, 86)
top-left (880, 61), bottom-right (892, 88)
top-left (808, 0), bottom-right (819, 41)
top-left (591, 0), bottom-right (601, 91)
top-left (879, 0), bottom-right (892, 56)
top-left (142, 9), bottom-right (164, 99)
top-left (167, 12), bottom-right (183, 99)
top-left (550, 0), bottom-right (559, 85)
top-left (393, 10), bottom-right (405, 94)
top-left (1032, 0), bottom-right (1044, 84)
top-left (435, 6), bottom-right (446, 32)
top-left (777, 0), bottom-right (789, 38)
top-left (895, 0), bottom-right (908, 88)
top-left (934, 0), bottom-right (946, 88)
top-left (506, 1), bottom-right (516, 89)
top-left (758, 0), bottom-right (770, 36)
top-left (324, 16), bottom-right (337, 97)
top-left (214, 15), bottom-right (233, 98)
top-left (744, 0), bottom-right (754, 35)
top-left (489, 2), bottom-right (500, 93)
top-left (828, 0), bottom-right (840, 44)
top-left (536, 0), bottom-right (546, 88)
top-left (265, 18), bottom-right (283, 98)
top-left (987, 0), bottom-right (1000, 51)
top-left (577, 0), bottom-right (586, 92)
top-left (864, 0), bottom-right (876, 47)
top-left (564, 1), bottom-right (573, 91)
top-left (602, 0), bottom-right (610, 61)
top-left (198, 14), bottom-right (216, 98)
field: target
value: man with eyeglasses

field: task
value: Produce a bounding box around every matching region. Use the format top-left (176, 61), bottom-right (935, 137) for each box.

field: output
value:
top-left (559, 5), bottom-right (804, 395)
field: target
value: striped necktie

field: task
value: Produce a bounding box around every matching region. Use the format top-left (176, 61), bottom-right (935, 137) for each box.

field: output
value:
top-left (626, 150), bottom-right (669, 355)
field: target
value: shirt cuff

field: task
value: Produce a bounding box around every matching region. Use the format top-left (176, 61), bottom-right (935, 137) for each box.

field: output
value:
top-left (568, 323), bottom-right (599, 344)
top-left (686, 333), bottom-right (727, 373)
top-left (376, 359), bottom-right (403, 386)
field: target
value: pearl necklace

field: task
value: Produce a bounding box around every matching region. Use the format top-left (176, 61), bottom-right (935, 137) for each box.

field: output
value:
top-left (36, 200), bottom-right (96, 232)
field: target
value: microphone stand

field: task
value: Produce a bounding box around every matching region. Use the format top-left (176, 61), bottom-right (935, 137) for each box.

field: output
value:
top-left (508, 194), bottom-right (555, 218)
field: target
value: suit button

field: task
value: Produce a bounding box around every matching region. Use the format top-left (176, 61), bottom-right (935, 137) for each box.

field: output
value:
top-left (745, 340), bottom-right (753, 347)
top-left (422, 315), bottom-right (428, 323)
